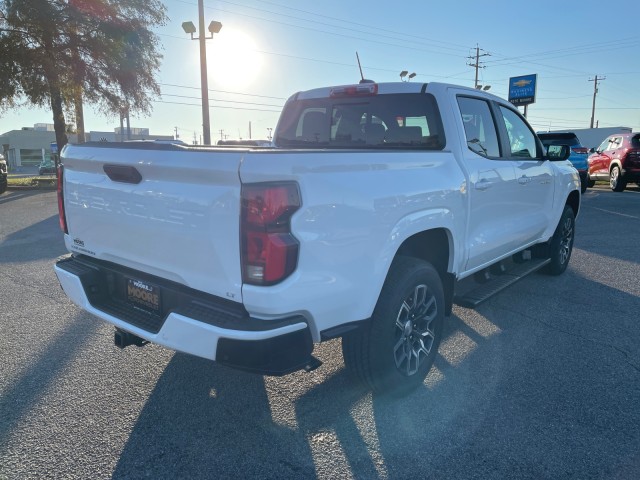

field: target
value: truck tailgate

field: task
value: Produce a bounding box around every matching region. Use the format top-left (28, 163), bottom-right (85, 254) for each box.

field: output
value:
top-left (61, 144), bottom-right (244, 301)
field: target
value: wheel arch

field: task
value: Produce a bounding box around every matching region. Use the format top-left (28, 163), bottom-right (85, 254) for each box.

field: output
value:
top-left (395, 228), bottom-right (455, 316)
top-left (609, 160), bottom-right (624, 177)
top-left (566, 189), bottom-right (580, 219)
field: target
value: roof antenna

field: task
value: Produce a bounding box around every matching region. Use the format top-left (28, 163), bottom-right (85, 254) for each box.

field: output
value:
top-left (356, 52), bottom-right (374, 84)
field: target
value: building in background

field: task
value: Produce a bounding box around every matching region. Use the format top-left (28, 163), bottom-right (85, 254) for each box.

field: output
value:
top-left (0, 124), bottom-right (172, 170)
top-left (0, 126), bottom-right (77, 170)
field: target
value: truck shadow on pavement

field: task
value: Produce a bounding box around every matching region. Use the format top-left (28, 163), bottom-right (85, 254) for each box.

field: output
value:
top-left (0, 213), bottom-right (67, 263)
top-left (0, 190), bottom-right (49, 206)
top-left (111, 267), bottom-right (640, 479)
top-left (0, 313), bottom-right (102, 451)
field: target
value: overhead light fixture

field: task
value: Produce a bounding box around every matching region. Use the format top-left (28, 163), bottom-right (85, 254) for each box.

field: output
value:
top-left (208, 21), bottom-right (222, 34)
top-left (399, 70), bottom-right (408, 79)
top-left (181, 21), bottom-right (196, 34)
top-left (408, 72), bottom-right (416, 79)
top-left (483, 85), bottom-right (491, 91)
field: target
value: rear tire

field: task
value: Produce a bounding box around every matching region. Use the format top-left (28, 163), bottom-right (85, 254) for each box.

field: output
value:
top-left (544, 206), bottom-right (575, 275)
top-left (610, 166), bottom-right (626, 192)
top-left (342, 256), bottom-right (444, 395)
top-left (587, 177), bottom-right (595, 188)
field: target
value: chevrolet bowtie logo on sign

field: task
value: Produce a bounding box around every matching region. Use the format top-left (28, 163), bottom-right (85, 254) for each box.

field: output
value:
top-left (513, 79), bottom-right (532, 88)
top-left (509, 74), bottom-right (537, 106)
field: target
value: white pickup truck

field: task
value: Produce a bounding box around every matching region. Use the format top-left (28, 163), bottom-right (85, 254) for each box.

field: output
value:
top-left (55, 81), bottom-right (580, 395)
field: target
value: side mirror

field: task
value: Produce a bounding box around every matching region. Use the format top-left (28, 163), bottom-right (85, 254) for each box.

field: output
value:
top-left (589, 147), bottom-right (595, 153)
top-left (546, 144), bottom-right (570, 161)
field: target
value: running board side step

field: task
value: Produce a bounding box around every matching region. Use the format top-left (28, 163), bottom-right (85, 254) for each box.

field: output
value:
top-left (454, 258), bottom-right (551, 308)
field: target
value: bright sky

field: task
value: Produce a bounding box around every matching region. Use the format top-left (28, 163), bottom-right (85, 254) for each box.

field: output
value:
top-left (2, 0), bottom-right (639, 143)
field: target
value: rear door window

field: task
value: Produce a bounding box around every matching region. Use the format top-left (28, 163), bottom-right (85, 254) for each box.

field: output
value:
top-left (457, 96), bottom-right (500, 158)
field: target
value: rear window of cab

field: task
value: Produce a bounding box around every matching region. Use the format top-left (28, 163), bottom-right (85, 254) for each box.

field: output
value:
top-left (275, 93), bottom-right (445, 150)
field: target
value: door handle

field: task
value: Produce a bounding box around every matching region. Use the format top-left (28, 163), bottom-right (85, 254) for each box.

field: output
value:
top-left (518, 176), bottom-right (531, 185)
top-left (475, 178), bottom-right (493, 190)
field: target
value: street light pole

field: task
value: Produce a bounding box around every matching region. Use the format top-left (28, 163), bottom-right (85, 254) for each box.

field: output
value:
top-left (197, 0), bottom-right (211, 145)
top-left (183, 2), bottom-right (221, 145)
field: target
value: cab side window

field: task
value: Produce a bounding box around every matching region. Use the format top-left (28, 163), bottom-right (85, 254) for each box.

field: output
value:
top-left (498, 106), bottom-right (539, 159)
top-left (457, 96), bottom-right (500, 157)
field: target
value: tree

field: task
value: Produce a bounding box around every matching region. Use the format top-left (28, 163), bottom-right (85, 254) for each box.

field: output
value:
top-left (0, 0), bottom-right (168, 150)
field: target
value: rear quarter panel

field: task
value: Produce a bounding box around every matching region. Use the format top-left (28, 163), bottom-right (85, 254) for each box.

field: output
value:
top-left (239, 149), bottom-right (466, 339)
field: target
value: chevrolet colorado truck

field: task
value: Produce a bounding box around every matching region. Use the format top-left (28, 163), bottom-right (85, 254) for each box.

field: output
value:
top-left (54, 81), bottom-right (580, 395)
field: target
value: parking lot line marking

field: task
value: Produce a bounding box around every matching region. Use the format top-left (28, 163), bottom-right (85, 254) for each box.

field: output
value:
top-left (590, 207), bottom-right (639, 220)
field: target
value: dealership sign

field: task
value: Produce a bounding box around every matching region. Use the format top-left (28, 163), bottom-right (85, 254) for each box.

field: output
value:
top-left (508, 74), bottom-right (537, 106)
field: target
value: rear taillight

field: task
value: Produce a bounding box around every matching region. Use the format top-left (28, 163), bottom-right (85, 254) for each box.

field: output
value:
top-left (571, 147), bottom-right (588, 154)
top-left (241, 182), bottom-right (300, 285)
top-left (57, 164), bottom-right (68, 234)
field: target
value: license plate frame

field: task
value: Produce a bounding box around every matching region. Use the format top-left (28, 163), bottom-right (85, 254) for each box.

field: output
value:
top-left (125, 277), bottom-right (162, 315)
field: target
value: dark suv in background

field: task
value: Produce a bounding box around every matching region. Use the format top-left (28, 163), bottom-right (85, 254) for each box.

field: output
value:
top-left (538, 132), bottom-right (589, 193)
top-left (588, 133), bottom-right (640, 192)
top-left (0, 153), bottom-right (7, 195)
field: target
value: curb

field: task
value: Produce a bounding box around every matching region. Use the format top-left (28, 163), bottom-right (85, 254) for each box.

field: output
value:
top-left (7, 185), bottom-right (56, 191)
top-left (7, 174), bottom-right (57, 191)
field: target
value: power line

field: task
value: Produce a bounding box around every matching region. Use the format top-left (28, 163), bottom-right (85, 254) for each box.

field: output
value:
top-left (154, 100), bottom-right (280, 113)
top-left (213, 0), bottom-right (470, 53)
top-left (191, 2), bottom-right (473, 59)
top-left (159, 82), bottom-right (286, 100)
top-left (161, 93), bottom-right (282, 108)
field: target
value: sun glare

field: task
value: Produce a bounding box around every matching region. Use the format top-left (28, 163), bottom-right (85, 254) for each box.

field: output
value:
top-left (209, 28), bottom-right (263, 89)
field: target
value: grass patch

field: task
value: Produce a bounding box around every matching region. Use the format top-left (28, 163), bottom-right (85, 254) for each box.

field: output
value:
top-left (7, 176), bottom-right (57, 187)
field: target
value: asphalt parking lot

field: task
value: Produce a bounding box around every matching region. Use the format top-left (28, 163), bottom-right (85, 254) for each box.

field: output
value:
top-left (1, 185), bottom-right (639, 479)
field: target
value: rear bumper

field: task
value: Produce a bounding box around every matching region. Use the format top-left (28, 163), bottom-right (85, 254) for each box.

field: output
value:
top-left (54, 255), bottom-right (314, 375)
top-left (621, 167), bottom-right (640, 181)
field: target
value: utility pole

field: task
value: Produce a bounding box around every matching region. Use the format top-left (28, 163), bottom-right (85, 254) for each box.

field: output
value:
top-left (467, 45), bottom-right (490, 88)
top-left (589, 75), bottom-right (605, 128)
top-left (174, 126), bottom-right (179, 140)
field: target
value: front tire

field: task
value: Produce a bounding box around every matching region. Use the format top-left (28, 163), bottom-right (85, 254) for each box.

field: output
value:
top-left (342, 257), bottom-right (444, 395)
top-left (544, 206), bottom-right (575, 275)
top-left (610, 166), bottom-right (626, 192)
